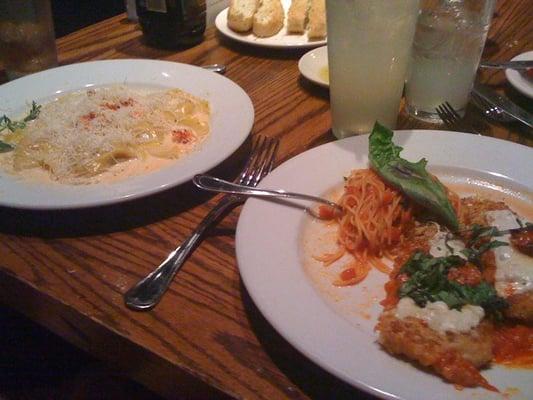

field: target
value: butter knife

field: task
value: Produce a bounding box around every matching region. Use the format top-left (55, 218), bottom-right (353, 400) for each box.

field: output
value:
top-left (472, 83), bottom-right (533, 129)
top-left (480, 60), bottom-right (533, 70)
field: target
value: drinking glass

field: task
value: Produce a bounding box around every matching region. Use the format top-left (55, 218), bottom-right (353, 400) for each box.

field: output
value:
top-left (0, 0), bottom-right (58, 81)
top-left (326, 0), bottom-right (420, 138)
top-left (405, 0), bottom-right (496, 121)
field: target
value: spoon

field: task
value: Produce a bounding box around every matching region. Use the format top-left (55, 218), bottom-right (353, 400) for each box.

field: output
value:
top-left (193, 174), bottom-right (343, 216)
top-left (201, 64), bottom-right (226, 74)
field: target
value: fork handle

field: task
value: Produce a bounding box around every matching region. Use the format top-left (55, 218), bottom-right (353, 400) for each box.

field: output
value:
top-left (479, 60), bottom-right (533, 70)
top-left (124, 195), bottom-right (239, 311)
top-left (194, 175), bottom-right (342, 211)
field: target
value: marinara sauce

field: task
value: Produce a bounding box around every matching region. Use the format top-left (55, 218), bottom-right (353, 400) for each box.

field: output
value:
top-left (493, 324), bottom-right (533, 368)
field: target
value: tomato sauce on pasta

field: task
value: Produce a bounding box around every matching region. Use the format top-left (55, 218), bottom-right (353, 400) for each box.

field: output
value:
top-left (316, 169), bottom-right (414, 286)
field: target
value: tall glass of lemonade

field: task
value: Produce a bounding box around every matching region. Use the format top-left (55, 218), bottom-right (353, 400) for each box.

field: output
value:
top-left (326, 0), bottom-right (420, 138)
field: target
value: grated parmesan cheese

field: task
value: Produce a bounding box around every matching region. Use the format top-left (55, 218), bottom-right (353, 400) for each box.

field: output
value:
top-left (0, 85), bottom-right (210, 184)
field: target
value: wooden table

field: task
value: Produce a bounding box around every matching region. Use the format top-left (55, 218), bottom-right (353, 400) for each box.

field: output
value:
top-left (1, 1), bottom-right (532, 399)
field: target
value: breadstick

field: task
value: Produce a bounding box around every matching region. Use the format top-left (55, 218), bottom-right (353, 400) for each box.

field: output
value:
top-left (307, 0), bottom-right (326, 39)
top-left (253, 0), bottom-right (285, 38)
top-left (227, 0), bottom-right (259, 32)
top-left (287, 0), bottom-right (309, 34)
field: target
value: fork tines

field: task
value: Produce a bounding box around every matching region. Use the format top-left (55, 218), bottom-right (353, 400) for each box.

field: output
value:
top-left (238, 136), bottom-right (279, 187)
top-left (436, 102), bottom-right (480, 135)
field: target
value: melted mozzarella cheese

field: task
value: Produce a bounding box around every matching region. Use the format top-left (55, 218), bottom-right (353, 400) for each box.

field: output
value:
top-left (395, 297), bottom-right (485, 334)
top-left (486, 210), bottom-right (533, 297)
top-left (429, 230), bottom-right (466, 259)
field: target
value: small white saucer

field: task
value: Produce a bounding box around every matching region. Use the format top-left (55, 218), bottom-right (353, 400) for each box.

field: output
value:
top-left (298, 45), bottom-right (329, 88)
top-left (505, 51), bottom-right (533, 98)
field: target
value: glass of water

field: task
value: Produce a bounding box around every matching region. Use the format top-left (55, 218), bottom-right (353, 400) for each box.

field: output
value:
top-left (405, 0), bottom-right (496, 121)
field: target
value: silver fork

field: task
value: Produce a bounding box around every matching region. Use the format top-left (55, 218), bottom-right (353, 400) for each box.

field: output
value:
top-left (124, 136), bottom-right (279, 311)
top-left (435, 102), bottom-right (481, 135)
top-left (470, 92), bottom-right (515, 123)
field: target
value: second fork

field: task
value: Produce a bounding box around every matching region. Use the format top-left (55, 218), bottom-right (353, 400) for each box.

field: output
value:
top-left (436, 102), bottom-right (481, 135)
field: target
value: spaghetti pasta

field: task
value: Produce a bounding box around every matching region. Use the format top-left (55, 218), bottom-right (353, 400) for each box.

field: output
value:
top-left (338, 169), bottom-right (413, 255)
top-left (317, 169), bottom-right (415, 286)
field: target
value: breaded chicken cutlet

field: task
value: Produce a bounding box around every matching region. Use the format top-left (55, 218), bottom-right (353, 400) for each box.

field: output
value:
top-left (376, 203), bottom-right (504, 389)
top-left (377, 312), bottom-right (495, 390)
top-left (376, 195), bottom-right (532, 390)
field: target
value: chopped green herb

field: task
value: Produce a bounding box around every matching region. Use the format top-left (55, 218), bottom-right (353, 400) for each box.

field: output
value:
top-left (0, 101), bottom-right (41, 152)
top-left (368, 122), bottom-right (459, 231)
top-left (398, 251), bottom-right (507, 318)
top-left (460, 240), bottom-right (508, 264)
top-left (0, 141), bottom-right (14, 153)
top-left (468, 224), bottom-right (499, 240)
top-left (24, 101), bottom-right (41, 122)
top-left (458, 224), bottom-right (509, 265)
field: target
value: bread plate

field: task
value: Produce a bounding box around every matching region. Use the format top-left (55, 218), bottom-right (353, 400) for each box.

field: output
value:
top-left (298, 45), bottom-right (329, 87)
top-left (215, 0), bottom-right (327, 49)
top-left (505, 51), bottom-right (533, 99)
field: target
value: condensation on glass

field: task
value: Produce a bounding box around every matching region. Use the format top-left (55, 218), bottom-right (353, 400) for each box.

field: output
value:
top-left (405, 0), bottom-right (497, 121)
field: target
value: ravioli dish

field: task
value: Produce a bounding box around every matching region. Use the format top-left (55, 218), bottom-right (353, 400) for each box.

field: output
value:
top-left (0, 85), bottom-right (210, 184)
top-left (315, 123), bottom-right (533, 392)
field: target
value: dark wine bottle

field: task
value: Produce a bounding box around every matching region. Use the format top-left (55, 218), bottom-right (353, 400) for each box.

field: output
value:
top-left (136, 0), bottom-right (206, 48)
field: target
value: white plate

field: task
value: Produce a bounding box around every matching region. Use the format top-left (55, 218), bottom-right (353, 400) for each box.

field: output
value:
top-left (298, 45), bottom-right (328, 87)
top-left (215, 0), bottom-right (327, 49)
top-left (236, 131), bottom-right (533, 400)
top-left (0, 59), bottom-right (253, 210)
top-left (505, 51), bottom-right (533, 98)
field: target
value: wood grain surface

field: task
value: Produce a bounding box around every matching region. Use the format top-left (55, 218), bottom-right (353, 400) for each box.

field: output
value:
top-left (0, 1), bottom-right (532, 399)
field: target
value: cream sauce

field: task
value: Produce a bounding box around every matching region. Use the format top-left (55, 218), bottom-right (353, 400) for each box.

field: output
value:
top-left (0, 152), bottom-right (177, 185)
